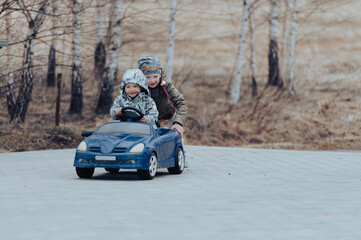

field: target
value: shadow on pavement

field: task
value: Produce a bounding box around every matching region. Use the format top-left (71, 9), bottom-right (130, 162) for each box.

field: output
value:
top-left (74, 170), bottom-right (170, 181)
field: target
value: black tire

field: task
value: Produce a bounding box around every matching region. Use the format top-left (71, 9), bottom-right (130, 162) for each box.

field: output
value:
top-left (168, 147), bottom-right (185, 174)
top-left (137, 152), bottom-right (157, 180)
top-left (105, 168), bottom-right (120, 173)
top-left (76, 167), bottom-right (95, 178)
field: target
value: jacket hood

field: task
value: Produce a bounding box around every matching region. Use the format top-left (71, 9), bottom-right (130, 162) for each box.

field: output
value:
top-left (119, 69), bottom-right (149, 95)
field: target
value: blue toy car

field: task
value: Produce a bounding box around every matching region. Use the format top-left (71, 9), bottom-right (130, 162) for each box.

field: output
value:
top-left (73, 108), bottom-right (185, 180)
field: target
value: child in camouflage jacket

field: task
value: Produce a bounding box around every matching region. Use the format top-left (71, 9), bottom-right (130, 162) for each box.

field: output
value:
top-left (110, 69), bottom-right (158, 126)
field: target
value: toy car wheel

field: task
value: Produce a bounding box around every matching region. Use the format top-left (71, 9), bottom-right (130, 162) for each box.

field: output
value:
top-left (168, 147), bottom-right (185, 174)
top-left (105, 168), bottom-right (119, 173)
top-left (76, 167), bottom-right (94, 178)
top-left (137, 152), bottom-right (157, 180)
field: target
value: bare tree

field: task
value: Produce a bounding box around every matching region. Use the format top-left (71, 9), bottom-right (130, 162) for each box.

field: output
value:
top-left (166, 0), bottom-right (177, 82)
top-left (249, 5), bottom-right (257, 97)
top-left (69, 0), bottom-right (83, 114)
top-left (5, 7), bottom-right (15, 118)
top-left (46, 0), bottom-right (58, 87)
top-left (0, 0), bottom-right (14, 16)
top-left (268, 0), bottom-right (282, 87)
top-left (230, 0), bottom-right (251, 104)
top-left (95, 0), bottom-right (123, 114)
top-left (281, 0), bottom-right (291, 82)
top-left (7, 0), bottom-right (50, 123)
top-left (94, 0), bottom-right (106, 96)
top-left (287, 0), bottom-right (298, 95)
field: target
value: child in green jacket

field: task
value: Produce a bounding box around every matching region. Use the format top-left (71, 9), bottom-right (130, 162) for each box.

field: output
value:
top-left (138, 56), bottom-right (187, 137)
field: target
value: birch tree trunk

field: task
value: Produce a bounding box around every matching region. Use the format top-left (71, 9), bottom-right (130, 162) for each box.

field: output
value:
top-left (94, 0), bottom-right (106, 92)
top-left (281, 0), bottom-right (291, 82)
top-left (166, 0), bottom-right (177, 82)
top-left (69, 0), bottom-right (83, 114)
top-left (249, 8), bottom-right (257, 97)
top-left (9, 0), bottom-right (50, 123)
top-left (287, 0), bottom-right (298, 95)
top-left (96, 0), bottom-right (122, 114)
top-left (6, 8), bottom-right (16, 118)
top-left (268, 0), bottom-right (282, 87)
top-left (230, 0), bottom-right (251, 104)
top-left (46, 0), bottom-right (58, 87)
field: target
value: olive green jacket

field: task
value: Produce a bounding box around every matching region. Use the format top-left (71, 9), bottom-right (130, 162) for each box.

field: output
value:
top-left (149, 70), bottom-right (187, 126)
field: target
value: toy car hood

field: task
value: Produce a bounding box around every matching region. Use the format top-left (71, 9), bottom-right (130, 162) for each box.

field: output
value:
top-left (85, 134), bottom-right (147, 154)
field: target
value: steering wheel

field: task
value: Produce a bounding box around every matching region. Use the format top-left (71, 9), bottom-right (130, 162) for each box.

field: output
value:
top-left (120, 106), bottom-right (144, 122)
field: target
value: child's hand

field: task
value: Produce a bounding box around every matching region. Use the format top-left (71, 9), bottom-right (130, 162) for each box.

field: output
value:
top-left (115, 108), bottom-right (122, 116)
top-left (171, 123), bottom-right (184, 137)
top-left (139, 117), bottom-right (147, 123)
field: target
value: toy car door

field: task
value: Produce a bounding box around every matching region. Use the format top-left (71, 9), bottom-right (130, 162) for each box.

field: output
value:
top-left (155, 129), bottom-right (177, 167)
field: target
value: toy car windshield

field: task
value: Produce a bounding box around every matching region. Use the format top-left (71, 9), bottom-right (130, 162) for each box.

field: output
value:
top-left (95, 122), bottom-right (151, 135)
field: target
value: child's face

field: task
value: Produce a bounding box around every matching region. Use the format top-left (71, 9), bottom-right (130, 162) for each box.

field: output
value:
top-left (124, 83), bottom-right (141, 98)
top-left (145, 73), bottom-right (161, 88)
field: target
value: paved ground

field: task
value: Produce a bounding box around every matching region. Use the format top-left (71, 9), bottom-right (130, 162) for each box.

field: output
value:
top-left (1, 146), bottom-right (361, 240)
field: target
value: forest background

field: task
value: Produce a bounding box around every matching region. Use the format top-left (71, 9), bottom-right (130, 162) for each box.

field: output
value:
top-left (0, 0), bottom-right (360, 152)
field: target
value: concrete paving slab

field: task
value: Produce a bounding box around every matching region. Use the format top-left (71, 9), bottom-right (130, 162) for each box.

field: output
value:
top-left (0, 146), bottom-right (361, 240)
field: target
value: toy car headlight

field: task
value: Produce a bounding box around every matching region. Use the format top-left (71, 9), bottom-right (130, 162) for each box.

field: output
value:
top-left (129, 143), bottom-right (144, 153)
top-left (77, 141), bottom-right (87, 152)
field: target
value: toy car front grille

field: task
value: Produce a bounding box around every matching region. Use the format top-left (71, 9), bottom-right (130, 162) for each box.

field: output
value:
top-left (91, 159), bottom-right (121, 165)
top-left (113, 147), bottom-right (127, 153)
top-left (89, 146), bottom-right (101, 152)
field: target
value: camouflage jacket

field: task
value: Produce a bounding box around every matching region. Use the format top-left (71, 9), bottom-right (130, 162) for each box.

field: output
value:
top-left (110, 92), bottom-right (158, 125)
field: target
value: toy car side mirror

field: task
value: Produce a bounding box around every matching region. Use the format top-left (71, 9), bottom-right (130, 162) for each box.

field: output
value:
top-left (81, 130), bottom-right (94, 137)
